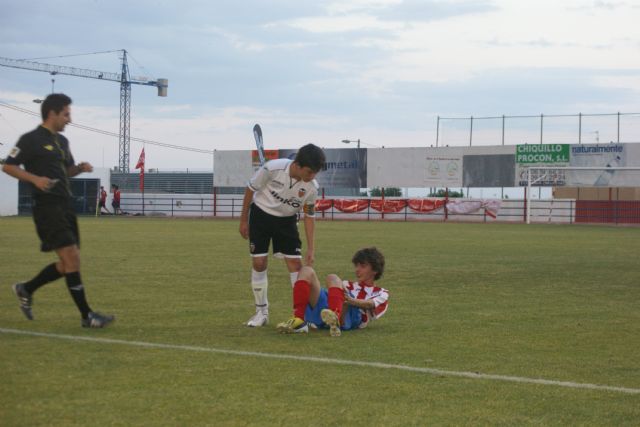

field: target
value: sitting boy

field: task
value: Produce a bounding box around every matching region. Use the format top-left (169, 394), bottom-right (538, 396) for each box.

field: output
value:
top-left (277, 247), bottom-right (389, 336)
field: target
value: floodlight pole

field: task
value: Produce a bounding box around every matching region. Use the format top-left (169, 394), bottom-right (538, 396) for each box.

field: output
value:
top-left (342, 139), bottom-right (381, 149)
top-left (342, 139), bottom-right (361, 148)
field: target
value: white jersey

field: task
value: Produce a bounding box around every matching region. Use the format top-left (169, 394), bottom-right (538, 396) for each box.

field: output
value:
top-left (248, 158), bottom-right (319, 218)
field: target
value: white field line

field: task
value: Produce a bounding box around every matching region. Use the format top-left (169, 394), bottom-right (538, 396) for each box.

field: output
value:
top-left (2, 327), bottom-right (639, 395)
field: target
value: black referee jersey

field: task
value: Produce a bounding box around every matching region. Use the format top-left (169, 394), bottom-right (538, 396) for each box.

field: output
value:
top-left (5, 125), bottom-right (74, 200)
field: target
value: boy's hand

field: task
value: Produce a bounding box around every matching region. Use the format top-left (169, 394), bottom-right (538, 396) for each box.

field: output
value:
top-left (305, 249), bottom-right (315, 266)
top-left (239, 220), bottom-right (249, 239)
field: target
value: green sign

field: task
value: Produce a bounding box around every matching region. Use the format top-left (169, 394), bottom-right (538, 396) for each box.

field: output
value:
top-left (516, 144), bottom-right (570, 164)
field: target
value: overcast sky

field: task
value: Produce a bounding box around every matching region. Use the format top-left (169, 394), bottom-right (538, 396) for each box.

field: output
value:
top-left (1, 0), bottom-right (639, 170)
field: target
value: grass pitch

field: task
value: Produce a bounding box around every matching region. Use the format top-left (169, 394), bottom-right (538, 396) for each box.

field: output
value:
top-left (1, 217), bottom-right (639, 425)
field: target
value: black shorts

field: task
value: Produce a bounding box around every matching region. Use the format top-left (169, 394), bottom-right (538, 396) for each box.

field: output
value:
top-left (112, 201), bottom-right (120, 208)
top-left (32, 199), bottom-right (80, 252)
top-left (249, 203), bottom-right (301, 258)
top-left (99, 200), bottom-right (106, 208)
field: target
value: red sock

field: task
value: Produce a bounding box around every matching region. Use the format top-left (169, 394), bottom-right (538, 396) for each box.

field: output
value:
top-left (293, 280), bottom-right (311, 319)
top-left (328, 287), bottom-right (345, 320)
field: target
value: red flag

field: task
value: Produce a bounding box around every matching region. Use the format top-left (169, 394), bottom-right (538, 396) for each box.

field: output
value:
top-left (135, 148), bottom-right (145, 191)
top-left (135, 148), bottom-right (145, 169)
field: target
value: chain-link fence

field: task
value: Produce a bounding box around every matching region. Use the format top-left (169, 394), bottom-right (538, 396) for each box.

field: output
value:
top-left (436, 112), bottom-right (640, 147)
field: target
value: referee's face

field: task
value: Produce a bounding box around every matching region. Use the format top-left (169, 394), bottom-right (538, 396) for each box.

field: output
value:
top-left (52, 106), bottom-right (72, 132)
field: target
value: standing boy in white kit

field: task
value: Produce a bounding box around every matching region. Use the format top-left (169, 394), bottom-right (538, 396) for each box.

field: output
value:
top-left (238, 144), bottom-right (326, 327)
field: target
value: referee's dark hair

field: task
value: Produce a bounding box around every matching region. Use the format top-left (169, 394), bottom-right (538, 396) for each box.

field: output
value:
top-left (41, 93), bottom-right (72, 121)
top-left (294, 143), bottom-right (325, 173)
top-left (352, 247), bottom-right (385, 280)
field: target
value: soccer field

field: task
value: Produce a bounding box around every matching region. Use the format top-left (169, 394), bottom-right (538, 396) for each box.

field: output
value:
top-left (1, 217), bottom-right (639, 425)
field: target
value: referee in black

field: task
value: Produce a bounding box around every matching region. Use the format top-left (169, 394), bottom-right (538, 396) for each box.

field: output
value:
top-left (2, 93), bottom-right (114, 328)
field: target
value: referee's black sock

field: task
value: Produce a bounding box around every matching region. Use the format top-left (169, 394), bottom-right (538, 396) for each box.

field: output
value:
top-left (24, 263), bottom-right (63, 294)
top-left (65, 272), bottom-right (92, 318)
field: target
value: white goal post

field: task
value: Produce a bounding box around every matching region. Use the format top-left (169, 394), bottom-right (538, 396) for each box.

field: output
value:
top-left (525, 166), bottom-right (640, 224)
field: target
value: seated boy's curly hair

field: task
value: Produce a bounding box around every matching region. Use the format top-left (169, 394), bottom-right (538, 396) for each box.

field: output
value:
top-left (352, 247), bottom-right (385, 280)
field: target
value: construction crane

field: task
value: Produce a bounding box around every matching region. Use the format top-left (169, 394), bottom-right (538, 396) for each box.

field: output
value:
top-left (0, 50), bottom-right (168, 172)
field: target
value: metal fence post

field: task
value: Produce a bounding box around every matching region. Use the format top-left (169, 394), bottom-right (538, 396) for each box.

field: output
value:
top-left (213, 187), bottom-right (217, 217)
top-left (404, 199), bottom-right (408, 221)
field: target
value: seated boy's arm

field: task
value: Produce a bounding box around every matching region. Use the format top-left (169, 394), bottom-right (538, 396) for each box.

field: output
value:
top-left (345, 295), bottom-right (375, 310)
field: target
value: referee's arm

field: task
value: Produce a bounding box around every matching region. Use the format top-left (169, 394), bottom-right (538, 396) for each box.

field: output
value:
top-left (2, 164), bottom-right (53, 191)
top-left (67, 162), bottom-right (93, 177)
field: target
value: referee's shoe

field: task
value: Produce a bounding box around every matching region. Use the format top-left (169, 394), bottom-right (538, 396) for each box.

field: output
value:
top-left (12, 283), bottom-right (33, 320)
top-left (82, 312), bottom-right (115, 328)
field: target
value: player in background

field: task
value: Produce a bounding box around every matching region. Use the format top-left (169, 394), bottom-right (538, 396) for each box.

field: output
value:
top-left (239, 144), bottom-right (325, 327)
top-left (2, 93), bottom-right (115, 328)
top-left (98, 185), bottom-right (110, 215)
top-left (111, 184), bottom-right (121, 214)
top-left (277, 247), bottom-right (389, 336)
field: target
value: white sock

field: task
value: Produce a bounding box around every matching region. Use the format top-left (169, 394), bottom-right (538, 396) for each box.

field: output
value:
top-left (290, 271), bottom-right (299, 288)
top-left (251, 269), bottom-right (268, 312)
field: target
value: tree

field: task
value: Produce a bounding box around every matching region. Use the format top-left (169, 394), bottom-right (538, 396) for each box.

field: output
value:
top-left (369, 187), bottom-right (402, 197)
top-left (428, 189), bottom-right (464, 198)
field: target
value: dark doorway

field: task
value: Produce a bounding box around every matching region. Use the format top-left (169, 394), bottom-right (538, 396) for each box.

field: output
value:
top-left (18, 178), bottom-right (100, 215)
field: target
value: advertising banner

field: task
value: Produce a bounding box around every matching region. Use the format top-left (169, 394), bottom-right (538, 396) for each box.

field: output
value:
top-left (425, 153), bottom-right (463, 187)
top-left (464, 154), bottom-right (515, 187)
top-left (367, 147), bottom-right (428, 188)
top-left (516, 144), bottom-right (570, 164)
top-left (215, 144), bottom-right (639, 189)
top-left (213, 150), bottom-right (254, 187)
top-left (252, 149), bottom-right (279, 169)
top-left (279, 147), bottom-right (367, 188)
top-left (516, 143), bottom-right (640, 187)
top-left (566, 144), bottom-right (636, 187)
top-left (516, 144), bottom-right (570, 186)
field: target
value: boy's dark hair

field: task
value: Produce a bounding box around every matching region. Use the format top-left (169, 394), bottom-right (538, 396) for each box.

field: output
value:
top-left (352, 247), bottom-right (385, 280)
top-left (294, 143), bottom-right (325, 173)
top-left (41, 93), bottom-right (72, 121)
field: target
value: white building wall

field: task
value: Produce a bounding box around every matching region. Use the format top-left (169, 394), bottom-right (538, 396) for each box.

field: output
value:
top-left (0, 171), bottom-right (19, 216)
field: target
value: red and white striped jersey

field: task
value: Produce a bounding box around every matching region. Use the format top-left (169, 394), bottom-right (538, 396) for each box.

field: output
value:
top-left (343, 280), bottom-right (389, 328)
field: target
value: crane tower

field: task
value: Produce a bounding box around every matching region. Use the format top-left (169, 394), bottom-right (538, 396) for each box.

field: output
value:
top-left (0, 50), bottom-right (168, 172)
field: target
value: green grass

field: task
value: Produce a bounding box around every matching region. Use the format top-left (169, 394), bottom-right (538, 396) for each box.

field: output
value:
top-left (1, 217), bottom-right (639, 425)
